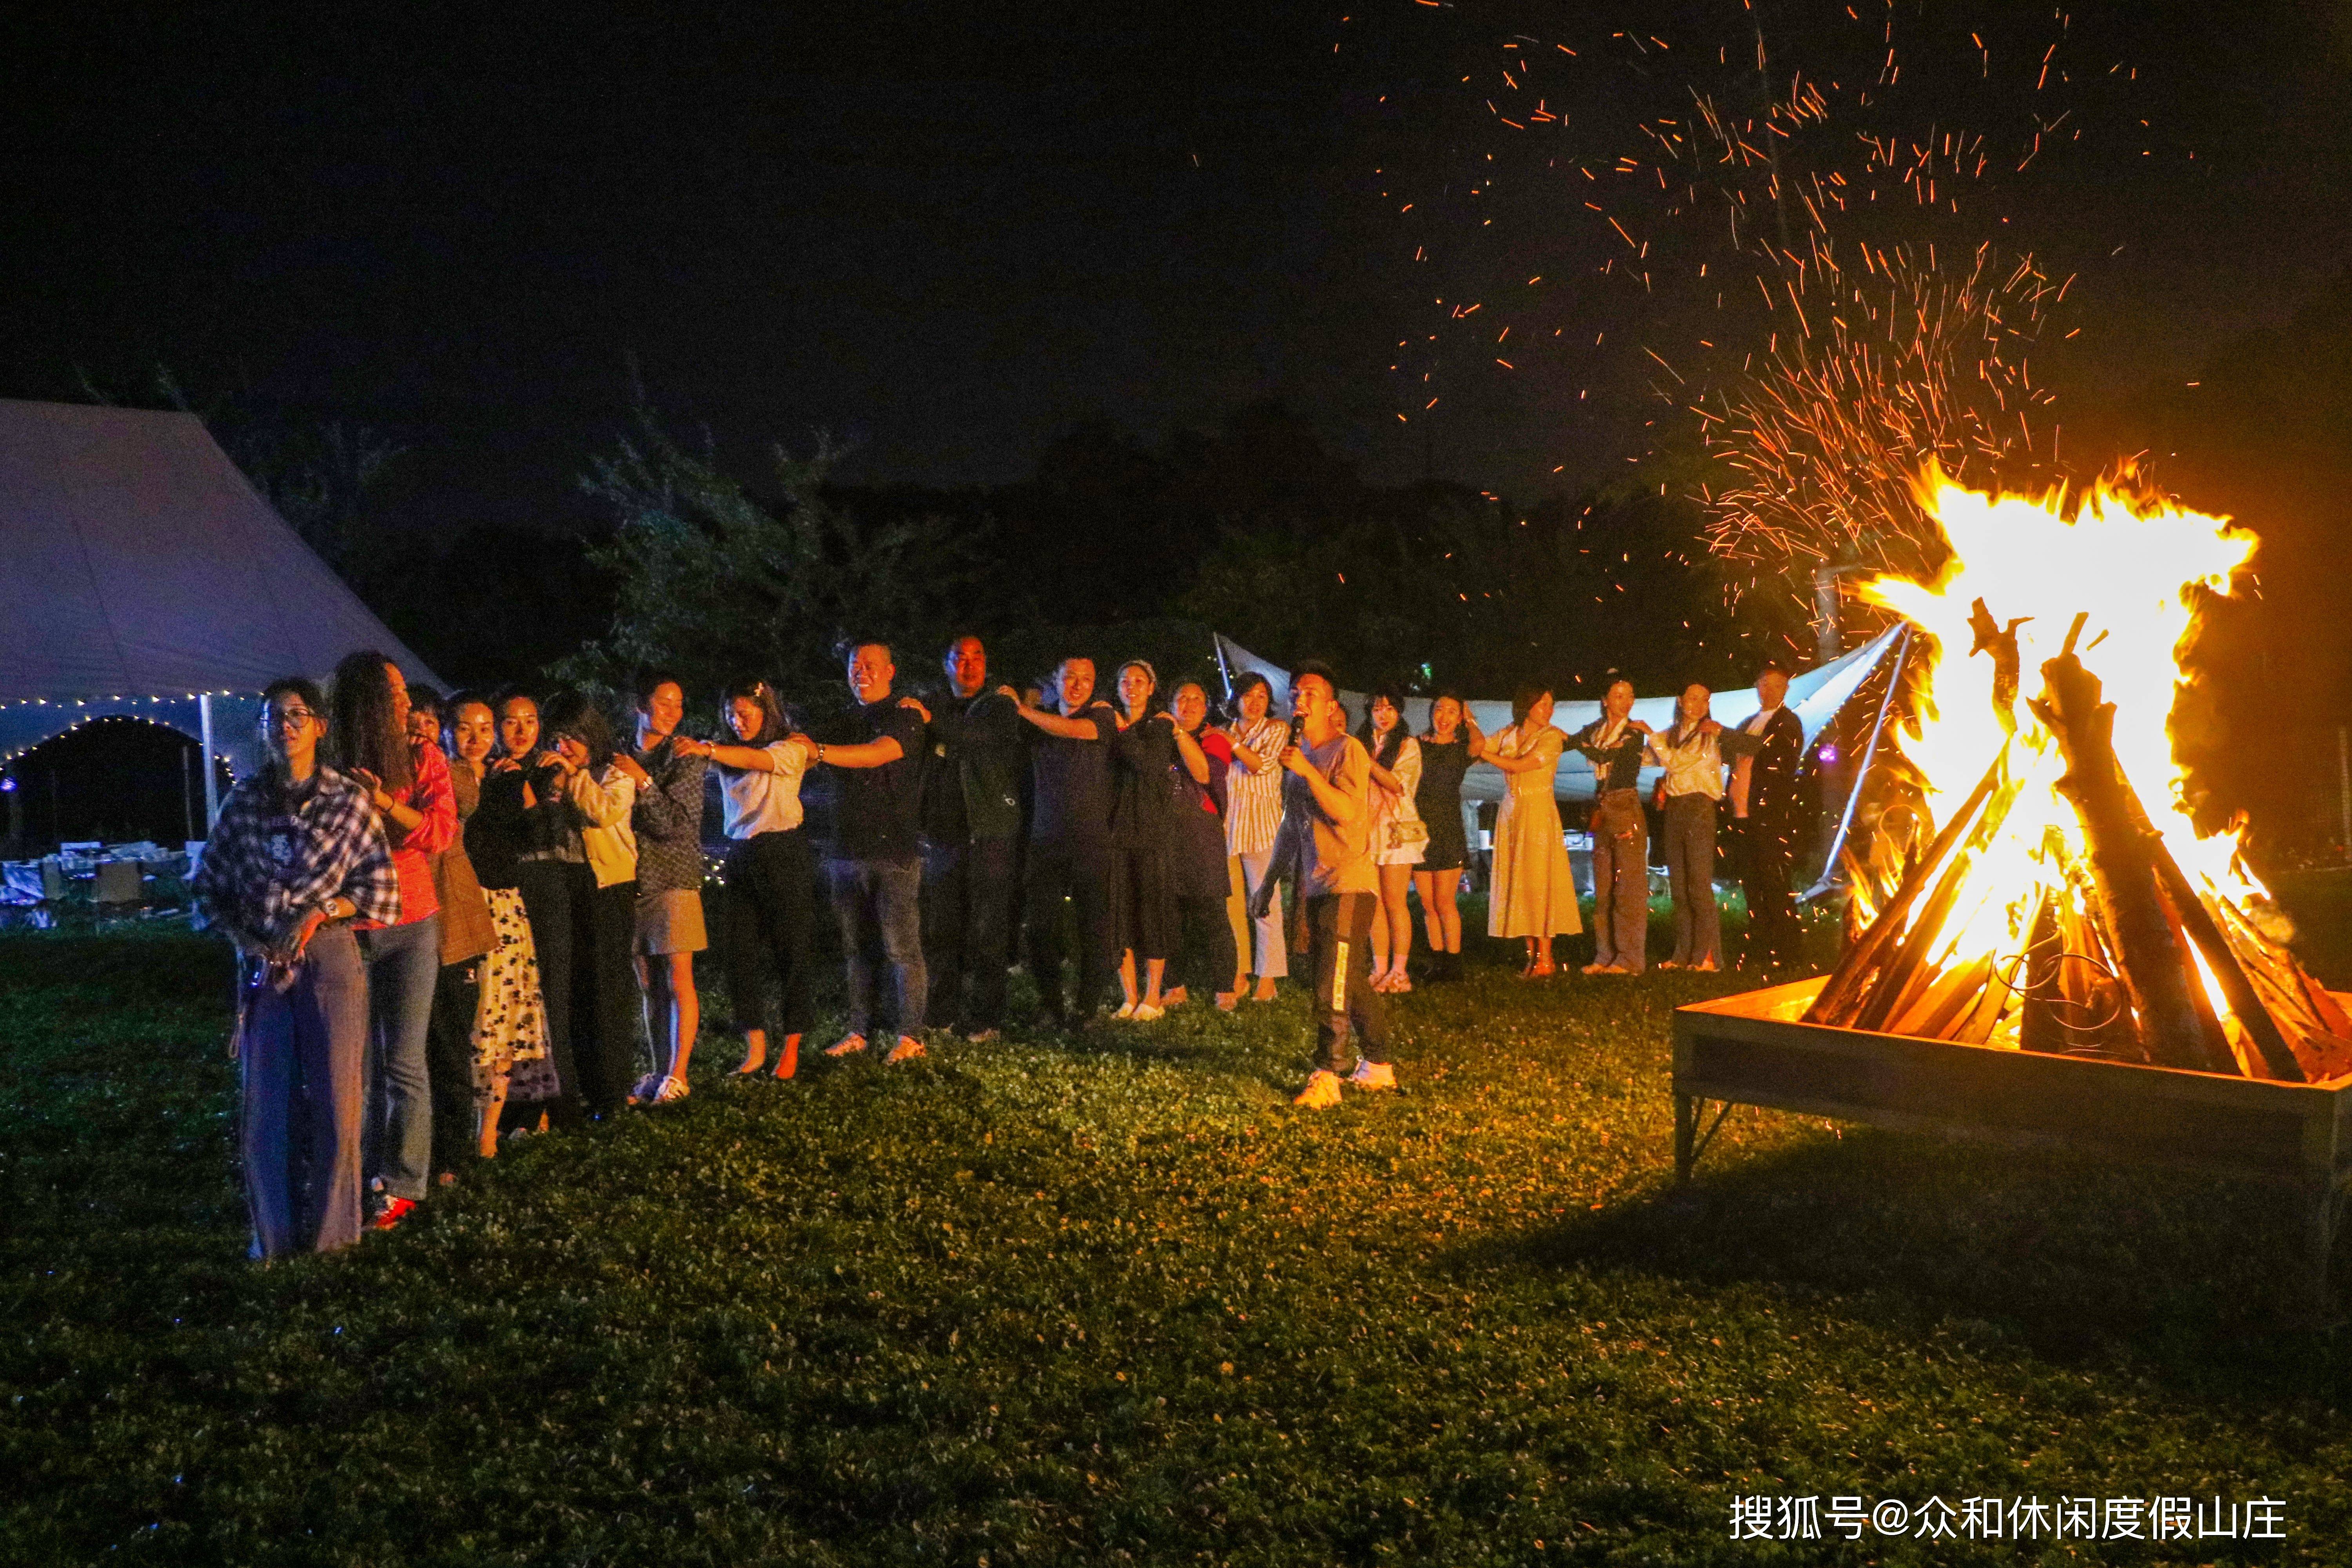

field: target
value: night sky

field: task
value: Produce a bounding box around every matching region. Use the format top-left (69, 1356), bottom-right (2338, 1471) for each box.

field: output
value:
top-left (9, 2), bottom-right (2351, 532)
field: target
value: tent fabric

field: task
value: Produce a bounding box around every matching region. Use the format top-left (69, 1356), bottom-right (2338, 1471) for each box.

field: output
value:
top-left (0, 399), bottom-right (439, 767)
top-left (1211, 629), bottom-right (1901, 805)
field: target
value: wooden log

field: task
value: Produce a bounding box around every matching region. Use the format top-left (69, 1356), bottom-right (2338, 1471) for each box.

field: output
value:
top-left (1806, 747), bottom-right (2009, 1026)
top-left (2147, 846), bottom-right (2304, 1080)
top-left (1892, 954), bottom-right (1996, 1039)
top-left (2149, 873), bottom-right (2242, 1076)
top-left (2289, 1030), bottom-right (2352, 1082)
top-left (1851, 830), bottom-right (1989, 1034)
top-left (2060, 891), bottom-right (2147, 1062)
top-left (2019, 895), bottom-right (2067, 1056)
top-left (2026, 627), bottom-right (2237, 1075)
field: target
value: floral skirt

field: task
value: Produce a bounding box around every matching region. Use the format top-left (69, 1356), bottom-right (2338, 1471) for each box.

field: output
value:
top-left (474, 886), bottom-right (557, 1103)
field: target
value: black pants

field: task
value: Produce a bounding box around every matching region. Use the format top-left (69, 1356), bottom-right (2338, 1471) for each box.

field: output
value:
top-left (1306, 891), bottom-right (1392, 1074)
top-left (1107, 842), bottom-right (1172, 961)
top-left (510, 860), bottom-right (590, 1129)
top-left (577, 877), bottom-right (641, 1117)
top-left (425, 957), bottom-right (481, 1174)
top-left (1025, 837), bottom-right (1115, 1020)
top-left (924, 836), bottom-right (1016, 1031)
top-left (721, 829), bottom-right (818, 1039)
top-left (1736, 815), bottom-right (1800, 969)
top-left (1172, 893), bottom-right (1238, 999)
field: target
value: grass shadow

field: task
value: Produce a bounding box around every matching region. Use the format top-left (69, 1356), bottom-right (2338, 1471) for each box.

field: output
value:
top-left (1443, 1111), bottom-right (2352, 1399)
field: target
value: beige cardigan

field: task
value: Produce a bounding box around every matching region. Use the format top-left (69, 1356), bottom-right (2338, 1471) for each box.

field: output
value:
top-left (566, 764), bottom-right (639, 890)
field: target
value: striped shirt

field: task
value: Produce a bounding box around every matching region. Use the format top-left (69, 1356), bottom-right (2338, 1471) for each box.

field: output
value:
top-left (1223, 714), bottom-right (1289, 856)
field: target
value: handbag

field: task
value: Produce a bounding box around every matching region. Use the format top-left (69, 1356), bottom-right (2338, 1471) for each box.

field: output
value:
top-left (1384, 817), bottom-right (1431, 853)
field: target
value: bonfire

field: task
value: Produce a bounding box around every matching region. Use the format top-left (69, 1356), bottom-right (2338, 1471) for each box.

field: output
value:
top-left (1808, 469), bottom-right (2350, 1083)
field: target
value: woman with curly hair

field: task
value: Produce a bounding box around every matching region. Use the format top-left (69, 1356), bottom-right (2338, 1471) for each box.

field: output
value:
top-left (328, 651), bottom-right (455, 1231)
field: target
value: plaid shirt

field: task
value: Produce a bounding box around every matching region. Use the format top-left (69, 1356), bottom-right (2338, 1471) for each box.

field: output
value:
top-left (193, 764), bottom-right (401, 952)
top-left (630, 736), bottom-right (710, 894)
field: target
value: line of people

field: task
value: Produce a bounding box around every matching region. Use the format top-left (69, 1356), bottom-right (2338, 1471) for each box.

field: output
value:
top-left (191, 635), bottom-right (1805, 1259)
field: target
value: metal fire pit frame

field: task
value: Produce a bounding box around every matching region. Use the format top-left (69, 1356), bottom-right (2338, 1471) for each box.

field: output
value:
top-left (1673, 977), bottom-right (2352, 1313)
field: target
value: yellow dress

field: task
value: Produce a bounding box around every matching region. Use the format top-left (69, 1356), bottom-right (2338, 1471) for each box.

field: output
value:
top-left (1487, 724), bottom-right (1583, 938)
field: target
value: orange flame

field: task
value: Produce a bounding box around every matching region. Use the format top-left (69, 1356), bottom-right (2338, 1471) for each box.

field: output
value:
top-left (1855, 466), bottom-right (2262, 1018)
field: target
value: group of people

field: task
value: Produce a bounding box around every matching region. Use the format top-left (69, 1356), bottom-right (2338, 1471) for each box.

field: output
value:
top-left (190, 633), bottom-right (1808, 1258)
top-left (1482, 664), bottom-right (1808, 980)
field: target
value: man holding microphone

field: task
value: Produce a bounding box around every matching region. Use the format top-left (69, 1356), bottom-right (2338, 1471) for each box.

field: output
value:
top-left (1279, 662), bottom-right (1397, 1109)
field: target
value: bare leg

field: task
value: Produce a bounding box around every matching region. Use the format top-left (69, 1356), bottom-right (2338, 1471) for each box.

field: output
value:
top-left (1438, 872), bottom-right (1463, 953)
top-left (1119, 951), bottom-right (1140, 1009)
top-left (1143, 957), bottom-right (1166, 1007)
top-left (478, 1076), bottom-right (508, 1158)
top-left (1380, 863), bottom-right (1414, 981)
top-left (1415, 869), bottom-right (1445, 951)
top-left (661, 952), bottom-right (699, 1080)
top-left (734, 1027), bottom-right (768, 1074)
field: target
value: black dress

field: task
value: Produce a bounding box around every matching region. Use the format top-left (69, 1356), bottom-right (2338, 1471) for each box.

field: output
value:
top-left (1108, 717), bottom-right (1178, 960)
top-left (1415, 737), bottom-right (1472, 872)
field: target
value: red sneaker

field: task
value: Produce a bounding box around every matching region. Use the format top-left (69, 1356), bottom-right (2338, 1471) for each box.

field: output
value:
top-left (372, 1196), bottom-right (418, 1232)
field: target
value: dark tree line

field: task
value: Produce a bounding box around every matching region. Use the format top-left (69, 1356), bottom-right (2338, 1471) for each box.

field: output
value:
top-left (559, 398), bottom-right (1807, 719)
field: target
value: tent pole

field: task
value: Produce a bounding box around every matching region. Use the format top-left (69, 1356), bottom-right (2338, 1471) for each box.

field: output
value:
top-left (1802, 625), bottom-right (1909, 903)
top-left (199, 693), bottom-right (222, 829)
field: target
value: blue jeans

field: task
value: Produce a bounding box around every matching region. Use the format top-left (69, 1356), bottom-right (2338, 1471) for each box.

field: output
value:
top-left (239, 924), bottom-right (368, 1257)
top-left (824, 858), bottom-right (927, 1039)
top-left (359, 914), bottom-right (441, 1203)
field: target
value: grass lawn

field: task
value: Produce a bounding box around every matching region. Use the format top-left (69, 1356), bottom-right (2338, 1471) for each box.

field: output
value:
top-left (7, 894), bottom-right (2352, 1566)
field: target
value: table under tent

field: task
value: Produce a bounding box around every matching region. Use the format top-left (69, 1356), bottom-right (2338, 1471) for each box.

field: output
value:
top-left (0, 398), bottom-right (440, 916)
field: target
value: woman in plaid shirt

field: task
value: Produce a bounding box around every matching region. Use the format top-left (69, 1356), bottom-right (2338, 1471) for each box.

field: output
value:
top-left (193, 678), bottom-right (399, 1260)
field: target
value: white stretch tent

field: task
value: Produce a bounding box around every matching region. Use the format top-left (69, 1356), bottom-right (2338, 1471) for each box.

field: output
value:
top-left (0, 399), bottom-right (441, 815)
top-left (1212, 627), bottom-right (1902, 805)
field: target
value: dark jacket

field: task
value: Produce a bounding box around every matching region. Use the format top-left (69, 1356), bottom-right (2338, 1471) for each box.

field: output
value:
top-left (923, 690), bottom-right (1025, 844)
top-left (1572, 719), bottom-right (1648, 793)
top-left (1724, 706), bottom-right (1806, 829)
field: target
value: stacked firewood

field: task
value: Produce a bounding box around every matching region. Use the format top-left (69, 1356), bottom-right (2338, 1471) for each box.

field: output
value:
top-left (1807, 613), bottom-right (2352, 1083)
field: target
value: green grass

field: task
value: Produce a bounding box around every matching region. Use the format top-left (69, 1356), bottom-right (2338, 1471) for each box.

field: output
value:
top-left (6, 903), bottom-right (2352, 1566)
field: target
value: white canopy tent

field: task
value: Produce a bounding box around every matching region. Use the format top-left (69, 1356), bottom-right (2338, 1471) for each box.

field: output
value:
top-left (0, 399), bottom-right (441, 821)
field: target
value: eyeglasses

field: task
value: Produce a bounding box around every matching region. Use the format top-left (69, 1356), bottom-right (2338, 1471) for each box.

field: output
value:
top-left (269, 709), bottom-right (318, 731)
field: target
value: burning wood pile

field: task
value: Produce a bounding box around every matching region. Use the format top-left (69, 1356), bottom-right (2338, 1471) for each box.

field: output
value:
top-left (1805, 472), bottom-right (2352, 1083)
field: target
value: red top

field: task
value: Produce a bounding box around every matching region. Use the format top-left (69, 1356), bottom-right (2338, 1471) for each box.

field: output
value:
top-left (361, 740), bottom-right (458, 927)
top-left (1198, 729), bottom-right (1233, 815)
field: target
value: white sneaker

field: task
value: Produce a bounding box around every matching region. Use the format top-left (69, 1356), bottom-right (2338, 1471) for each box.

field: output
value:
top-left (824, 1034), bottom-right (868, 1058)
top-left (1348, 1060), bottom-right (1397, 1091)
top-left (884, 1036), bottom-right (926, 1065)
top-left (1292, 1070), bottom-right (1343, 1109)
